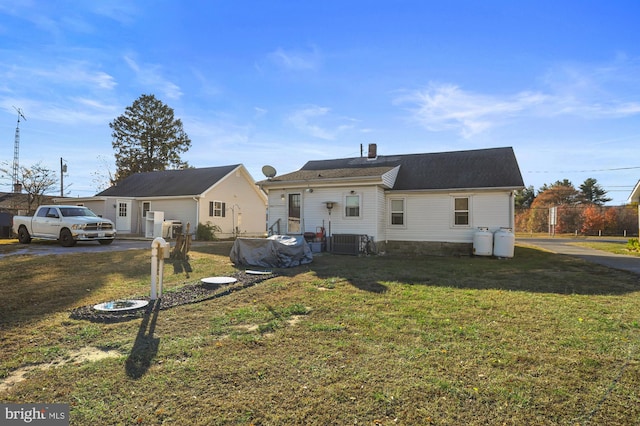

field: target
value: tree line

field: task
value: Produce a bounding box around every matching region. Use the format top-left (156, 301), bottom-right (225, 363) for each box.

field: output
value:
top-left (515, 178), bottom-right (638, 236)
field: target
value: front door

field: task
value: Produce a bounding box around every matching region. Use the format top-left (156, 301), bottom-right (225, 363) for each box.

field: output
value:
top-left (115, 200), bottom-right (132, 233)
top-left (287, 193), bottom-right (301, 234)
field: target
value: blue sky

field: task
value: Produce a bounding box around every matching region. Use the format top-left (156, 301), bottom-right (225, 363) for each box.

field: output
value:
top-left (1, 1), bottom-right (639, 204)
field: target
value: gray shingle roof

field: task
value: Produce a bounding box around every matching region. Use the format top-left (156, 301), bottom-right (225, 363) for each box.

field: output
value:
top-left (96, 165), bottom-right (240, 197)
top-left (266, 166), bottom-right (397, 181)
top-left (262, 147), bottom-right (524, 190)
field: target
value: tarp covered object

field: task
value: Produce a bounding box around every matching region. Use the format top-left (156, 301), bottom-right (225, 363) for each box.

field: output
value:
top-left (230, 235), bottom-right (313, 268)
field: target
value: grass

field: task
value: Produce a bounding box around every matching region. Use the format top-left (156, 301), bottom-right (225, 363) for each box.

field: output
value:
top-left (570, 241), bottom-right (640, 257)
top-left (1, 241), bottom-right (640, 425)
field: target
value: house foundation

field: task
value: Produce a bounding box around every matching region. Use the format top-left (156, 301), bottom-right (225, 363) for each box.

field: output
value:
top-left (379, 240), bottom-right (473, 257)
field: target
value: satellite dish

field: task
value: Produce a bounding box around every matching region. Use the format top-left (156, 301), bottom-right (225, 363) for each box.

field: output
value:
top-left (262, 165), bottom-right (277, 178)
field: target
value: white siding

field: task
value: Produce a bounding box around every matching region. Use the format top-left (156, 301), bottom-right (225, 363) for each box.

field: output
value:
top-left (142, 198), bottom-right (198, 235)
top-left (267, 186), bottom-right (381, 238)
top-left (267, 196), bottom-right (287, 235)
top-left (267, 186), bottom-right (515, 245)
top-left (199, 167), bottom-right (267, 238)
top-left (381, 166), bottom-right (400, 188)
top-left (385, 190), bottom-right (514, 243)
top-left (376, 187), bottom-right (387, 241)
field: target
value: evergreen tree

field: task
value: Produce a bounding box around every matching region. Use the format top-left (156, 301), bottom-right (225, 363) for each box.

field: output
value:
top-left (514, 185), bottom-right (536, 208)
top-left (110, 94), bottom-right (191, 182)
top-left (579, 178), bottom-right (612, 205)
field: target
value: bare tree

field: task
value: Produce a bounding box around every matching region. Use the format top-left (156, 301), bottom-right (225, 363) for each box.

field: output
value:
top-left (91, 155), bottom-right (116, 193)
top-left (19, 163), bottom-right (59, 213)
top-left (0, 162), bottom-right (58, 213)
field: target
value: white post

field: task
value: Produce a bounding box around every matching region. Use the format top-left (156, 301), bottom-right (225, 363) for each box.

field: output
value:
top-left (151, 240), bottom-right (158, 300)
top-left (150, 237), bottom-right (169, 300)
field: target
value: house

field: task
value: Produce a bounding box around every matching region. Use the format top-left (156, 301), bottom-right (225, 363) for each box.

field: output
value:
top-left (0, 192), bottom-right (58, 238)
top-left (0, 192), bottom-right (58, 216)
top-left (257, 145), bottom-right (525, 256)
top-left (627, 179), bottom-right (640, 237)
top-left (65, 165), bottom-right (267, 239)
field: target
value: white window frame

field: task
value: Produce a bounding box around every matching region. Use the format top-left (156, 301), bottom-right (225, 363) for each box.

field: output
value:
top-left (344, 193), bottom-right (361, 219)
top-left (389, 198), bottom-right (406, 227)
top-left (118, 202), bottom-right (128, 218)
top-left (209, 200), bottom-right (226, 217)
top-left (287, 193), bottom-right (302, 234)
top-left (452, 195), bottom-right (471, 228)
top-left (142, 202), bottom-right (150, 217)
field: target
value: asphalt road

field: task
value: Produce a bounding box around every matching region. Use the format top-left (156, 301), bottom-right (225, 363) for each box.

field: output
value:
top-left (0, 239), bottom-right (155, 258)
top-left (519, 237), bottom-right (640, 276)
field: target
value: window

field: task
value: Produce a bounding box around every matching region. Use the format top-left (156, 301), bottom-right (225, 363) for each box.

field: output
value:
top-left (142, 202), bottom-right (150, 217)
top-left (345, 195), bottom-right (360, 217)
top-left (37, 208), bottom-right (50, 218)
top-left (209, 201), bottom-right (226, 217)
top-left (390, 199), bottom-right (404, 225)
top-left (118, 203), bottom-right (127, 217)
top-left (453, 197), bottom-right (469, 226)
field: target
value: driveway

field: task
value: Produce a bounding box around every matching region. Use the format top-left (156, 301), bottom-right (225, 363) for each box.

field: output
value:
top-left (0, 239), bottom-right (155, 258)
top-left (519, 237), bottom-right (640, 276)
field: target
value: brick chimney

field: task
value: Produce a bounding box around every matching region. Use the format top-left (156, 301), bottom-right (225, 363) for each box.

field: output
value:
top-left (368, 143), bottom-right (377, 159)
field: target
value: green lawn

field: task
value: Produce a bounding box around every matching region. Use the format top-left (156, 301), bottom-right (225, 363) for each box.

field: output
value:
top-left (1, 242), bottom-right (639, 425)
top-left (570, 240), bottom-right (640, 257)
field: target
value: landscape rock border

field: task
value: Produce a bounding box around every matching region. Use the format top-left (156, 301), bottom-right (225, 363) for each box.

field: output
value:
top-left (69, 271), bottom-right (276, 323)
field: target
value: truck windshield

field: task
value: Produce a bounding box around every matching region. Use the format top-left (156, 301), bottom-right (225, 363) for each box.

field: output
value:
top-left (59, 207), bottom-right (98, 217)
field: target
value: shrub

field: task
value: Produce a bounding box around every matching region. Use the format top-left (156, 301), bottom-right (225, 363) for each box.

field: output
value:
top-left (196, 222), bottom-right (222, 241)
top-left (627, 238), bottom-right (640, 252)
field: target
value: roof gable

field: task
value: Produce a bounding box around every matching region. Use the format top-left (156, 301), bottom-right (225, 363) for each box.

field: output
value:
top-left (628, 179), bottom-right (640, 203)
top-left (96, 165), bottom-right (241, 197)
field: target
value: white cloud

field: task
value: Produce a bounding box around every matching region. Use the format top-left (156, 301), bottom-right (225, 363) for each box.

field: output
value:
top-left (124, 55), bottom-right (182, 100)
top-left (395, 83), bottom-right (547, 138)
top-left (0, 60), bottom-right (116, 91)
top-left (287, 105), bottom-right (357, 140)
top-left (89, 2), bottom-right (138, 25)
top-left (288, 106), bottom-right (333, 139)
top-left (253, 107), bottom-right (268, 118)
top-left (396, 71), bottom-right (640, 138)
top-left (267, 46), bottom-right (320, 71)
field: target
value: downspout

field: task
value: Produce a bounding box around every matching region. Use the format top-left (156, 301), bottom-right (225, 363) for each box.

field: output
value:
top-left (193, 197), bottom-right (199, 236)
top-left (509, 191), bottom-right (514, 229)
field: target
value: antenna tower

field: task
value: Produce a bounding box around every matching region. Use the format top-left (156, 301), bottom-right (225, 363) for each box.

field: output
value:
top-left (12, 106), bottom-right (26, 193)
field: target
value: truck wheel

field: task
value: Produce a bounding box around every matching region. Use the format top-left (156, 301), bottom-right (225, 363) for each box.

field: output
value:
top-left (60, 229), bottom-right (77, 247)
top-left (17, 226), bottom-right (31, 244)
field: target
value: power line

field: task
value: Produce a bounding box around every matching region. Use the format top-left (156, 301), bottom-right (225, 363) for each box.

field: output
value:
top-left (527, 166), bottom-right (640, 174)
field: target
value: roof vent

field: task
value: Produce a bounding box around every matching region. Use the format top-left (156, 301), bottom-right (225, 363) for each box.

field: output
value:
top-left (368, 143), bottom-right (377, 159)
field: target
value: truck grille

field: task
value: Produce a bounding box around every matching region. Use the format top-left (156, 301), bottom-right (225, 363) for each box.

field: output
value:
top-left (85, 222), bottom-right (114, 231)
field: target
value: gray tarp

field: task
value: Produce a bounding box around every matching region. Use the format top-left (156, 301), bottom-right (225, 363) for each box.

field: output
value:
top-left (229, 235), bottom-right (313, 268)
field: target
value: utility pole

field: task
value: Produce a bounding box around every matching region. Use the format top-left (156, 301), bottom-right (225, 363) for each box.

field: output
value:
top-left (12, 106), bottom-right (26, 193)
top-left (60, 158), bottom-right (67, 197)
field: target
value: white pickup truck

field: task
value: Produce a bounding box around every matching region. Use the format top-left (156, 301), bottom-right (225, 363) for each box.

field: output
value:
top-left (13, 205), bottom-right (116, 247)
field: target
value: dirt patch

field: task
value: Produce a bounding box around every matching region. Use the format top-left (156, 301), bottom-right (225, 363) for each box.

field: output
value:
top-left (0, 347), bottom-right (121, 393)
